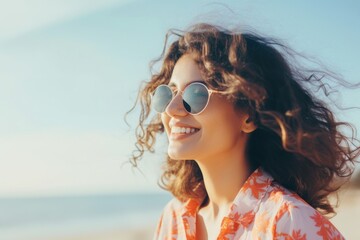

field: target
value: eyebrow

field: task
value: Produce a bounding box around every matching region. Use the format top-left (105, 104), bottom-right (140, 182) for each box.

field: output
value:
top-left (168, 80), bottom-right (206, 90)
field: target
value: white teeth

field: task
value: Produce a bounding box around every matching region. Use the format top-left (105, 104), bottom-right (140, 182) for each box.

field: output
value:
top-left (171, 127), bottom-right (198, 134)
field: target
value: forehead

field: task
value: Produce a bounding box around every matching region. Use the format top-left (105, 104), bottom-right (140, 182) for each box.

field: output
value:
top-left (168, 54), bottom-right (204, 89)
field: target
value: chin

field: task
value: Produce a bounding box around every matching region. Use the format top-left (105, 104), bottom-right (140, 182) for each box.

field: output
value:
top-left (168, 146), bottom-right (195, 160)
top-left (168, 152), bottom-right (188, 160)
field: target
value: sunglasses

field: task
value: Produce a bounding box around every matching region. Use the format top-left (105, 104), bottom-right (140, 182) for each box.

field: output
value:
top-left (151, 82), bottom-right (221, 115)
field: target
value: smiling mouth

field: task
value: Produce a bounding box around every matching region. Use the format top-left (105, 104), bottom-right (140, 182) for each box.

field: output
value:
top-left (170, 127), bottom-right (200, 140)
top-left (171, 126), bottom-right (200, 134)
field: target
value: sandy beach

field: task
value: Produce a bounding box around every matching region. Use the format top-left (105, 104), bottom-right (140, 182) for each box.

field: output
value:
top-left (45, 189), bottom-right (360, 240)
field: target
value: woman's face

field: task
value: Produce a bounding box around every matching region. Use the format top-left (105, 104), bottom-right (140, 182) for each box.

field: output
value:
top-left (161, 54), bottom-right (251, 162)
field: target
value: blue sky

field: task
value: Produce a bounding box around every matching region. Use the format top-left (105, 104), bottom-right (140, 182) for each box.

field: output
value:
top-left (0, 0), bottom-right (359, 197)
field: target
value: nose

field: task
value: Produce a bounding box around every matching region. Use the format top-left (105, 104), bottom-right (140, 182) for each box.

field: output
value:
top-left (165, 93), bottom-right (188, 117)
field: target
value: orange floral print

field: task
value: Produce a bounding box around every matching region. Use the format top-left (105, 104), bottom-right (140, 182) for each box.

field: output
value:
top-left (254, 212), bottom-right (270, 234)
top-left (170, 211), bottom-right (177, 240)
top-left (153, 168), bottom-right (345, 240)
top-left (241, 170), bottom-right (270, 199)
top-left (311, 211), bottom-right (343, 240)
top-left (276, 230), bottom-right (307, 240)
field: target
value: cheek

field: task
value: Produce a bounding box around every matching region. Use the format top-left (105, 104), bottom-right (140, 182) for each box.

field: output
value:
top-left (200, 104), bottom-right (242, 140)
top-left (161, 114), bottom-right (170, 136)
top-left (200, 116), bottom-right (242, 157)
top-left (203, 116), bottom-right (236, 138)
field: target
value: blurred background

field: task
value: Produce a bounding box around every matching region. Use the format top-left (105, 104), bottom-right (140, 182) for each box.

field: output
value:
top-left (0, 0), bottom-right (359, 239)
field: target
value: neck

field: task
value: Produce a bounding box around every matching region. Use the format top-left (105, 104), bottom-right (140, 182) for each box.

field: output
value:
top-left (196, 144), bottom-right (252, 218)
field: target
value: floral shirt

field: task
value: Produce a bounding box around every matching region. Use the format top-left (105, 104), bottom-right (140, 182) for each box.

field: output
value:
top-left (154, 168), bottom-right (344, 240)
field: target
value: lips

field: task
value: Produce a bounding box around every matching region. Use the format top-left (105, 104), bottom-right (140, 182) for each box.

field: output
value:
top-left (171, 126), bottom-right (200, 134)
top-left (169, 122), bottom-right (200, 140)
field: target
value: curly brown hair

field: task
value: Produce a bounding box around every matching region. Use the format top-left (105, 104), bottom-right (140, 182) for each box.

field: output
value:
top-left (128, 23), bottom-right (360, 216)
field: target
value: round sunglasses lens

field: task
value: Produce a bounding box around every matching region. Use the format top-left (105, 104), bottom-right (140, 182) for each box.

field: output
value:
top-left (182, 83), bottom-right (209, 114)
top-left (152, 85), bottom-right (173, 113)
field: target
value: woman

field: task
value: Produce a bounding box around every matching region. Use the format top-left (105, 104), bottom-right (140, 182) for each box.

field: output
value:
top-left (130, 23), bottom-right (359, 239)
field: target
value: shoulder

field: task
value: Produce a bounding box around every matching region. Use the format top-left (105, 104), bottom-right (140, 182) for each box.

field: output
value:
top-left (161, 197), bottom-right (184, 215)
top-left (153, 197), bottom-right (182, 240)
top-left (154, 196), bottom-right (201, 240)
top-left (260, 183), bottom-right (345, 240)
top-left (158, 197), bottom-right (184, 222)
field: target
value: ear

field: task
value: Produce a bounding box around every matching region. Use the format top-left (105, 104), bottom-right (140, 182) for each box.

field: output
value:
top-left (241, 114), bottom-right (257, 133)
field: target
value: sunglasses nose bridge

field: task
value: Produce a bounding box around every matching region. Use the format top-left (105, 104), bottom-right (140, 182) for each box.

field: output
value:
top-left (165, 90), bottom-right (188, 116)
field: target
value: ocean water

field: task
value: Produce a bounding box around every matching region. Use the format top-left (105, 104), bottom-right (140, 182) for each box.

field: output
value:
top-left (0, 193), bottom-right (172, 240)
